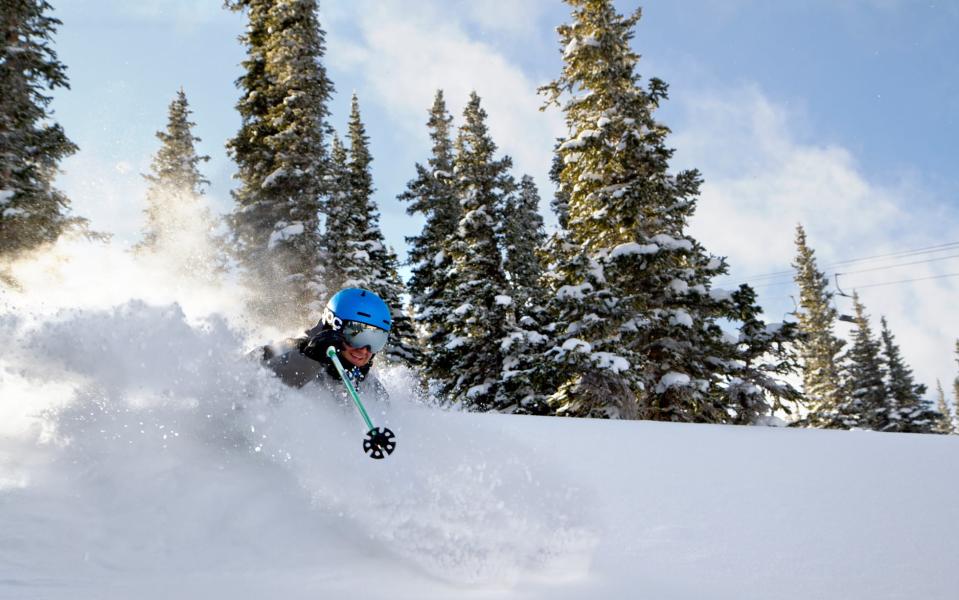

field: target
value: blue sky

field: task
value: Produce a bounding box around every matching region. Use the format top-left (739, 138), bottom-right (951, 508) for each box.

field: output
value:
top-left (47, 0), bottom-right (959, 392)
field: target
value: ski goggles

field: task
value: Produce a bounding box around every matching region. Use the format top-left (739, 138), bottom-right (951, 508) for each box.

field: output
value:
top-left (341, 320), bottom-right (390, 353)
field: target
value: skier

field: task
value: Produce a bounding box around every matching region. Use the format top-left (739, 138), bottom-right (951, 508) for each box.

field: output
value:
top-left (259, 287), bottom-right (392, 401)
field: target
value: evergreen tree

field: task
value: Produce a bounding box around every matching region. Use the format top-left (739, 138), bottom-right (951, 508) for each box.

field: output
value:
top-left (135, 89), bottom-right (222, 277)
top-left (501, 174), bottom-right (546, 313)
top-left (792, 225), bottom-right (846, 427)
top-left (536, 1), bottom-right (798, 421)
top-left (319, 133), bottom-right (350, 293)
top-left (932, 380), bottom-right (955, 435)
top-left (225, 0), bottom-right (333, 326)
top-left (397, 90), bottom-right (460, 376)
top-left (724, 285), bottom-right (803, 425)
top-left (373, 247), bottom-right (421, 366)
top-left (440, 92), bottom-right (516, 411)
top-left (841, 294), bottom-right (887, 430)
top-left (495, 174), bottom-right (554, 414)
top-left (879, 316), bottom-right (938, 433)
top-left (520, 146), bottom-right (579, 416)
top-left (954, 339), bottom-right (959, 415)
top-left (548, 147), bottom-right (571, 230)
top-left (0, 0), bottom-right (87, 260)
top-left (339, 94), bottom-right (419, 365)
top-left (335, 94), bottom-right (376, 289)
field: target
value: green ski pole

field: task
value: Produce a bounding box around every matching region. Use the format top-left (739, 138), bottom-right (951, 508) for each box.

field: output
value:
top-left (326, 346), bottom-right (396, 459)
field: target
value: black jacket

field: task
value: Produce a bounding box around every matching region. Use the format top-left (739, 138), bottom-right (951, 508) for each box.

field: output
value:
top-left (259, 328), bottom-right (389, 402)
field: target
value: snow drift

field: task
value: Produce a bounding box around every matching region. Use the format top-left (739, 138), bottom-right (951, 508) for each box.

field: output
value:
top-left (1, 238), bottom-right (957, 599)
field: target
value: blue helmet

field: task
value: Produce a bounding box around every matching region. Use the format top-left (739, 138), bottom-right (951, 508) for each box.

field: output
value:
top-left (323, 288), bottom-right (392, 332)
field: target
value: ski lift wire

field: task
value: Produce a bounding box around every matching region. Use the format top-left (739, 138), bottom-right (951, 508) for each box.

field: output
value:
top-left (754, 270), bottom-right (959, 297)
top-left (835, 252), bottom-right (959, 277)
top-left (735, 248), bottom-right (959, 287)
top-left (723, 240), bottom-right (959, 282)
top-left (748, 250), bottom-right (959, 289)
top-left (846, 271), bottom-right (959, 291)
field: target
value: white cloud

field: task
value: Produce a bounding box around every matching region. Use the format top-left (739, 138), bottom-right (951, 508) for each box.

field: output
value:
top-left (675, 84), bottom-right (959, 394)
top-left (326, 0), bottom-right (564, 209)
top-left (458, 0), bottom-right (552, 36)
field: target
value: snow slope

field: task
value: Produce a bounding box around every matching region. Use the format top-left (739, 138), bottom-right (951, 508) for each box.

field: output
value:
top-left (2, 243), bottom-right (958, 599)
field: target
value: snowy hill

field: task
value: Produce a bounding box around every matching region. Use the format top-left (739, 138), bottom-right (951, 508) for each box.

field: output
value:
top-left (2, 296), bottom-right (957, 599)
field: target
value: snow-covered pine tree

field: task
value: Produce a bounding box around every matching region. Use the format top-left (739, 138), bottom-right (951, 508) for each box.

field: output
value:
top-left (518, 147), bottom-right (579, 417)
top-left (496, 174), bottom-right (551, 414)
top-left (840, 294), bottom-right (888, 430)
top-left (954, 339), bottom-right (959, 416)
top-left (319, 133), bottom-right (350, 293)
top-left (724, 285), bottom-right (803, 425)
top-left (501, 175), bottom-right (546, 312)
top-left (335, 94), bottom-right (376, 289)
top-left (792, 224), bottom-right (846, 427)
top-left (372, 245), bottom-right (421, 366)
top-left (932, 380), bottom-right (955, 435)
top-left (879, 316), bottom-right (938, 433)
top-left (340, 94), bottom-right (419, 365)
top-left (397, 90), bottom-right (460, 375)
top-left (548, 148), bottom-right (571, 230)
top-left (440, 92), bottom-right (516, 411)
top-left (533, 215), bottom-right (617, 416)
top-left (225, 0), bottom-right (333, 326)
top-left (135, 89), bottom-right (223, 277)
top-left (536, 2), bottom-right (661, 419)
top-left (0, 0), bottom-right (87, 260)
top-left (537, 0), bottom-right (797, 421)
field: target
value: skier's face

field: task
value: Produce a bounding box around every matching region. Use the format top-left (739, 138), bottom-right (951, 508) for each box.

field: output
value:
top-left (342, 342), bottom-right (372, 368)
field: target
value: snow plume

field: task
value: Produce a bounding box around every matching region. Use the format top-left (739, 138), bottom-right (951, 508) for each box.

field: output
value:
top-left (136, 185), bottom-right (225, 279)
top-left (267, 388), bottom-right (597, 584)
top-left (3, 236), bottom-right (237, 325)
top-left (1, 235), bottom-right (595, 596)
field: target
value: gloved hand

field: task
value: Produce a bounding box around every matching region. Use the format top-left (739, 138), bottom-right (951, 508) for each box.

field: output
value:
top-left (301, 328), bottom-right (345, 362)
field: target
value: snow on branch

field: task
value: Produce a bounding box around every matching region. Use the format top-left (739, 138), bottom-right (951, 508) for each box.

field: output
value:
top-left (556, 282), bottom-right (593, 300)
top-left (655, 372), bottom-right (691, 394)
top-left (268, 222), bottom-right (304, 249)
top-left (592, 352), bottom-right (630, 373)
top-left (609, 242), bottom-right (659, 258)
top-left (650, 234), bottom-right (693, 251)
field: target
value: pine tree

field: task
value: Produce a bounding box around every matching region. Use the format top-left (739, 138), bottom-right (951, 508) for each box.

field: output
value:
top-left (792, 225), bottom-right (846, 427)
top-left (440, 92), bottom-right (516, 411)
top-left (492, 174), bottom-right (554, 414)
top-left (841, 294), bottom-right (888, 430)
top-left (933, 380), bottom-right (955, 435)
top-left (338, 94), bottom-right (419, 365)
top-left (954, 339), bottom-right (959, 417)
top-left (373, 247), bottom-right (421, 366)
top-left (879, 317), bottom-right (938, 433)
top-left (335, 94), bottom-right (376, 290)
top-left (522, 147), bottom-right (579, 416)
top-left (397, 90), bottom-right (460, 376)
top-left (225, 0), bottom-right (333, 326)
top-left (496, 174), bottom-right (551, 414)
top-left (548, 147), bottom-right (571, 230)
top-left (319, 133), bottom-right (350, 293)
top-left (134, 89), bottom-right (223, 277)
top-left (0, 0), bottom-right (87, 260)
top-left (501, 175), bottom-right (546, 313)
top-left (724, 285), bottom-right (803, 425)
top-left (536, 1), bottom-right (798, 421)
